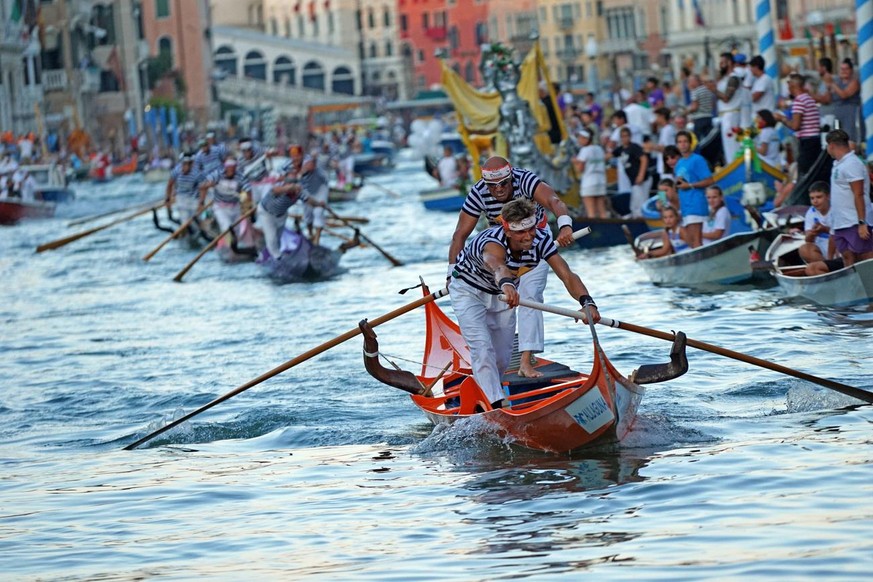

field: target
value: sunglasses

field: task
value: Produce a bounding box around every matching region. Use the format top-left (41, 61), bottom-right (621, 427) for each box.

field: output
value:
top-left (487, 178), bottom-right (512, 189)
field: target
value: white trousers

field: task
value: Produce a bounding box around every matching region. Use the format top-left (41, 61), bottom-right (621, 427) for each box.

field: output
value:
top-left (630, 178), bottom-right (652, 218)
top-left (720, 111), bottom-right (741, 163)
top-left (516, 259), bottom-right (548, 354)
top-left (303, 184), bottom-right (329, 229)
top-left (213, 202), bottom-right (241, 236)
top-left (250, 182), bottom-right (273, 206)
top-left (256, 203), bottom-right (286, 259)
top-left (449, 278), bottom-right (517, 404)
top-left (174, 196), bottom-right (199, 220)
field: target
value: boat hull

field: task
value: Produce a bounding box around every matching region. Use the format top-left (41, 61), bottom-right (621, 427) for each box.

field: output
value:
top-left (766, 234), bottom-right (873, 306)
top-left (637, 230), bottom-right (773, 286)
top-left (419, 185), bottom-right (465, 211)
top-left (0, 199), bottom-right (55, 225)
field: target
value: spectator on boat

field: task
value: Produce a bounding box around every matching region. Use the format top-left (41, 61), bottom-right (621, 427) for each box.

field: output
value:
top-left (797, 181), bottom-right (843, 275)
top-left (825, 129), bottom-right (873, 266)
top-left (648, 107), bottom-right (677, 179)
top-left (775, 74), bottom-right (822, 183)
top-left (572, 128), bottom-right (608, 219)
top-left (198, 158), bottom-right (250, 240)
top-left (19, 170), bottom-right (36, 202)
top-left (577, 108), bottom-right (600, 145)
top-left (646, 77), bottom-right (665, 109)
top-left (749, 55), bottom-right (777, 116)
top-left (661, 145), bottom-right (681, 182)
top-left (448, 156), bottom-right (576, 379)
top-left (609, 126), bottom-right (650, 218)
top-left (655, 178), bottom-right (679, 211)
top-left (687, 74), bottom-right (715, 142)
top-left (433, 145), bottom-right (460, 188)
top-left (707, 53), bottom-right (744, 163)
top-left (639, 205), bottom-right (690, 259)
top-left (281, 144), bottom-right (329, 246)
top-left (826, 58), bottom-right (862, 145)
top-left (755, 109), bottom-right (782, 169)
top-left (773, 140), bottom-right (798, 207)
top-left (674, 130), bottom-right (713, 248)
top-left (582, 92), bottom-right (603, 127)
top-left (449, 198), bottom-right (599, 409)
top-left (166, 152), bottom-right (205, 221)
top-left (702, 185), bottom-right (731, 244)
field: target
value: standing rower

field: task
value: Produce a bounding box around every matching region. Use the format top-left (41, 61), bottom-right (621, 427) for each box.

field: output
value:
top-left (281, 144), bottom-right (329, 246)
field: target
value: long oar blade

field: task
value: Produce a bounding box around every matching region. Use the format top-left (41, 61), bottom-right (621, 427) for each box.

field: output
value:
top-left (37, 202), bottom-right (166, 253)
top-left (172, 206), bottom-right (255, 282)
top-left (123, 287), bottom-right (450, 450)
top-left (513, 297), bottom-right (873, 404)
top-left (143, 201), bottom-right (214, 262)
top-left (325, 205), bottom-right (403, 266)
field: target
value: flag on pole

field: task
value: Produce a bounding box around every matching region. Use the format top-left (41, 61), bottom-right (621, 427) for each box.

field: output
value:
top-left (692, 0), bottom-right (705, 27)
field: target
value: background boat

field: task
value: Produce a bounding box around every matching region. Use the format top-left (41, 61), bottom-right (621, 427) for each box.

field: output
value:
top-left (0, 199), bottom-right (55, 225)
top-left (765, 233), bottom-right (873, 307)
top-left (419, 184), bottom-right (466, 211)
top-left (20, 163), bottom-right (76, 203)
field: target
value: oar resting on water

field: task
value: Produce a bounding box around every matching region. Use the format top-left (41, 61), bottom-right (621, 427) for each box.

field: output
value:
top-left (37, 201), bottom-right (167, 253)
top-left (123, 286), bottom-right (450, 450)
top-left (509, 297), bottom-right (873, 404)
top-left (67, 198), bottom-right (164, 228)
top-left (143, 201), bottom-right (214, 262)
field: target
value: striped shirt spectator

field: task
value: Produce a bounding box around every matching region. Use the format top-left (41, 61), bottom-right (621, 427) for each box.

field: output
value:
top-left (792, 92), bottom-right (821, 138)
top-left (453, 225), bottom-right (558, 294)
top-left (462, 167), bottom-right (546, 226)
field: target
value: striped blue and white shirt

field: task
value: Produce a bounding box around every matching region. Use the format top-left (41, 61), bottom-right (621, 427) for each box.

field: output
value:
top-left (260, 183), bottom-right (310, 217)
top-left (281, 155), bottom-right (328, 197)
top-left (240, 143), bottom-right (269, 182)
top-left (461, 167), bottom-right (546, 226)
top-left (195, 143), bottom-right (229, 176)
top-left (205, 169), bottom-right (250, 204)
top-left (169, 164), bottom-right (203, 199)
top-left (453, 225), bottom-right (558, 294)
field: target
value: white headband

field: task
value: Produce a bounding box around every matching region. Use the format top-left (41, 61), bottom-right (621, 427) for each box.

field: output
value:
top-left (482, 164), bottom-right (512, 183)
top-left (503, 215), bottom-right (537, 231)
top-left (576, 129), bottom-right (591, 139)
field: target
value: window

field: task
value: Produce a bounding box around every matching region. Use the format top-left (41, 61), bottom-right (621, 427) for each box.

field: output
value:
top-left (422, 13), bottom-right (429, 29)
top-left (370, 42), bottom-right (377, 58)
top-left (270, 17), bottom-right (278, 35)
top-left (385, 40), bottom-right (393, 56)
top-left (383, 6), bottom-right (391, 27)
top-left (368, 7), bottom-right (375, 28)
top-left (285, 17), bottom-right (291, 37)
top-left (400, 14), bottom-right (407, 32)
top-left (156, 0), bottom-right (169, 19)
top-left (158, 37), bottom-right (173, 67)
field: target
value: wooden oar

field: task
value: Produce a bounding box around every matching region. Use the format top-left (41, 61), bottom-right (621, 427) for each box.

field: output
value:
top-left (358, 175), bottom-right (400, 198)
top-left (123, 286), bottom-right (450, 450)
top-left (143, 201), bottom-right (214, 262)
top-left (321, 226), bottom-right (368, 248)
top-left (172, 206), bottom-right (256, 282)
top-left (324, 205), bottom-right (403, 267)
top-left (511, 297), bottom-right (873, 404)
top-left (37, 202), bottom-right (167, 253)
top-left (67, 198), bottom-right (164, 227)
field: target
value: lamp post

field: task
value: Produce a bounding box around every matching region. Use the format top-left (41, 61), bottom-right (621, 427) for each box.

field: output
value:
top-left (586, 36), bottom-right (599, 97)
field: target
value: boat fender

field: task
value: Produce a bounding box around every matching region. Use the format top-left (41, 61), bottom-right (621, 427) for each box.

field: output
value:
top-left (630, 331), bottom-right (689, 384)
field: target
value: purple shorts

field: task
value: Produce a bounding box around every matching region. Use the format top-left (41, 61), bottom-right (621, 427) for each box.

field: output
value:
top-left (832, 225), bottom-right (873, 255)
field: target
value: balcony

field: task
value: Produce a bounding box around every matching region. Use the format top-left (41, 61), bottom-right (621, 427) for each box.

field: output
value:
top-left (79, 68), bottom-right (101, 93)
top-left (599, 37), bottom-right (638, 54)
top-left (556, 48), bottom-right (579, 62)
top-left (559, 17), bottom-right (574, 30)
top-left (43, 69), bottom-right (68, 92)
top-left (425, 26), bottom-right (446, 41)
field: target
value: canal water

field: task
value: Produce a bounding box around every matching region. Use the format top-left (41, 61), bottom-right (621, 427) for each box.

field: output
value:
top-left (2, 154), bottom-right (872, 579)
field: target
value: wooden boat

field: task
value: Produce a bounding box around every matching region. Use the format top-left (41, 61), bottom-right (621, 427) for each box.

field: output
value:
top-left (111, 156), bottom-right (138, 177)
top-left (420, 184), bottom-right (465, 211)
top-left (642, 147), bottom-right (786, 231)
top-left (359, 287), bottom-right (688, 454)
top-left (0, 199), bottom-right (55, 225)
top-left (328, 183), bottom-right (361, 203)
top-left (143, 167), bottom-right (172, 183)
top-left (765, 233), bottom-right (873, 307)
top-left (353, 152), bottom-right (393, 176)
top-left (634, 228), bottom-right (779, 286)
top-left (258, 229), bottom-right (349, 282)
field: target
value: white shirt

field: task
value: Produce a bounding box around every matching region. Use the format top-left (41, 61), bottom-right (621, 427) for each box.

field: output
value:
top-left (755, 127), bottom-right (782, 168)
top-left (576, 144), bottom-right (607, 193)
top-left (702, 206), bottom-right (731, 243)
top-left (751, 73), bottom-right (777, 113)
top-left (436, 155), bottom-right (459, 187)
top-left (623, 103), bottom-right (653, 138)
top-left (829, 151), bottom-right (873, 229)
top-left (804, 206), bottom-right (832, 257)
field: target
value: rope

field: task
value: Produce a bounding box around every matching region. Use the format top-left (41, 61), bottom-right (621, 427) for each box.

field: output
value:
top-left (366, 350), bottom-right (473, 378)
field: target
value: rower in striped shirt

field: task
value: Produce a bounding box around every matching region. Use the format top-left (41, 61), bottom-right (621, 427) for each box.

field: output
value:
top-left (194, 131), bottom-right (229, 177)
top-left (255, 172), bottom-right (325, 260)
top-left (449, 198), bottom-right (599, 408)
top-left (280, 144), bottom-right (329, 246)
top-left (238, 138), bottom-right (271, 205)
top-left (165, 151), bottom-right (204, 220)
top-left (448, 156), bottom-right (576, 379)
top-left (198, 158), bottom-right (251, 241)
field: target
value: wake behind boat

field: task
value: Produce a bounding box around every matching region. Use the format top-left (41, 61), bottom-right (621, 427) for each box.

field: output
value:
top-left (359, 287), bottom-right (687, 454)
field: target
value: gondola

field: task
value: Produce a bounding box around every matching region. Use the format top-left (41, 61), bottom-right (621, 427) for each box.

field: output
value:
top-left (360, 286), bottom-right (687, 454)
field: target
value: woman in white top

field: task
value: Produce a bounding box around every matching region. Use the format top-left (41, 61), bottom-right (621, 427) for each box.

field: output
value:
top-left (702, 185), bottom-right (732, 244)
top-left (572, 129), bottom-right (608, 218)
top-left (754, 109), bottom-right (782, 169)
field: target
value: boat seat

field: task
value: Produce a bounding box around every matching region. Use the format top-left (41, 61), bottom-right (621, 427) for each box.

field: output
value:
top-left (457, 377), bottom-right (492, 415)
